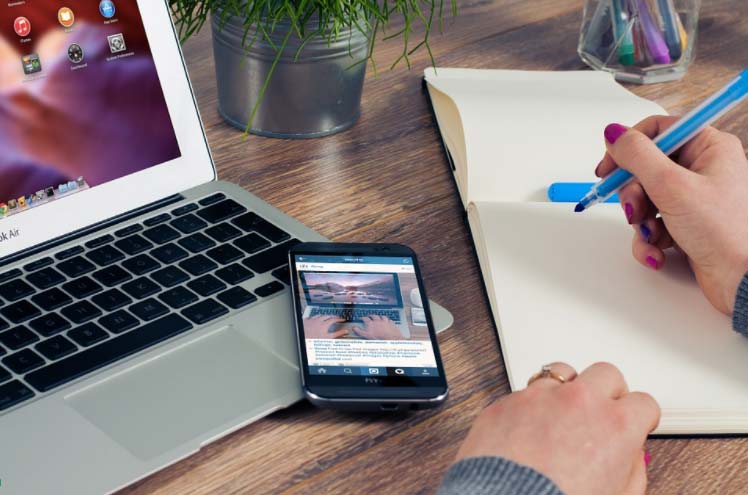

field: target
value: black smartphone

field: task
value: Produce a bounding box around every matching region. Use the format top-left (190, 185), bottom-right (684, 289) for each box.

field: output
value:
top-left (288, 242), bottom-right (449, 411)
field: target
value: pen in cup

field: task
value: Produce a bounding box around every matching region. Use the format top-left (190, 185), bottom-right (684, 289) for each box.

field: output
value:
top-left (612, 0), bottom-right (635, 66)
top-left (575, 69), bottom-right (748, 213)
top-left (636, 0), bottom-right (671, 64)
top-left (656, 0), bottom-right (683, 60)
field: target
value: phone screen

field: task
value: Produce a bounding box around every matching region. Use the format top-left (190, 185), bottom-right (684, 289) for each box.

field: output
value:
top-left (292, 252), bottom-right (444, 390)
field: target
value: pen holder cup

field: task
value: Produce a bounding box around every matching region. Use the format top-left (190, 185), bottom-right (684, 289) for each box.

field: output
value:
top-left (578, 0), bottom-right (700, 84)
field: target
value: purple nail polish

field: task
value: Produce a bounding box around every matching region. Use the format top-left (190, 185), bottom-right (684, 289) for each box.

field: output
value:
top-left (624, 203), bottom-right (634, 222)
top-left (646, 256), bottom-right (658, 270)
top-left (640, 224), bottom-right (651, 243)
top-left (604, 123), bottom-right (627, 144)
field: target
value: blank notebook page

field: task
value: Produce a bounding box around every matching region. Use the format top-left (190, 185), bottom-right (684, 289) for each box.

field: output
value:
top-left (471, 201), bottom-right (748, 433)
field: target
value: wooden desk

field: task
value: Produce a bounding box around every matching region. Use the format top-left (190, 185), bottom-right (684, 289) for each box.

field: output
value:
top-left (122, 1), bottom-right (748, 493)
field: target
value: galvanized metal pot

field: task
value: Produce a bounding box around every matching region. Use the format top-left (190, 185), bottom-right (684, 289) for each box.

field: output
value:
top-left (211, 13), bottom-right (368, 138)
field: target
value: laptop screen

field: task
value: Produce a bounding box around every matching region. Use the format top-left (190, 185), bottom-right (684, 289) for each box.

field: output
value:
top-left (0, 1), bottom-right (181, 219)
top-left (299, 272), bottom-right (403, 308)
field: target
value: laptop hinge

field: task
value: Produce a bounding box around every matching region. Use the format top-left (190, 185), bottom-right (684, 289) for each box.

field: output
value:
top-left (0, 194), bottom-right (184, 269)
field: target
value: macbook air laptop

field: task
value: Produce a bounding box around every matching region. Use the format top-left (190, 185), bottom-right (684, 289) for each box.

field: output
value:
top-left (300, 271), bottom-right (412, 338)
top-left (0, 2), bottom-right (329, 494)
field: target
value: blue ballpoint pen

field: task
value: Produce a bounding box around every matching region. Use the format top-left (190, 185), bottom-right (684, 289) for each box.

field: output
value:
top-left (575, 69), bottom-right (748, 213)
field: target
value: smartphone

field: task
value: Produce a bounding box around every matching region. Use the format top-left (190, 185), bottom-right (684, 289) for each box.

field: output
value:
top-left (288, 243), bottom-right (449, 411)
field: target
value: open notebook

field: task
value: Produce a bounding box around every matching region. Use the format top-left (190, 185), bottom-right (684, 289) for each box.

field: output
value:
top-left (425, 68), bottom-right (744, 434)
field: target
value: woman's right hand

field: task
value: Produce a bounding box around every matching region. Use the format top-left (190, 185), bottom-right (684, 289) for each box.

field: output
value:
top-left (596, 117), bottom-right (748, 315)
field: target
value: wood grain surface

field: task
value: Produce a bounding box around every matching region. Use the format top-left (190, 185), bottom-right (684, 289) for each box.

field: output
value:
top-left (120, 1), bottom-right (748, 493)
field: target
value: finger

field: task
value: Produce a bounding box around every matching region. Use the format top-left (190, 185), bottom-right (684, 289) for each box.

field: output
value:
top-left (618, 391), bottom-right (662, 436)
top-left (621, 450), bottom-right (648, 495)
top-left (596, 152), bottom-right (617, 178)
top-left (350, 326), bottom-right (366, 337)
top-left (603, 123), bottom-right (695, 208)
top-left (329, 328), bottom-right (348, 338)
top-left (638, 217), bottom-right (674, 250)
top-left (527, 362), bottom-right (578, 389)
top-left (618, 182), bottom-right (653, 225)
top-left (632, 233), bottom-right (666, 271)
top-left (576, 362), bottom-right (629, 398)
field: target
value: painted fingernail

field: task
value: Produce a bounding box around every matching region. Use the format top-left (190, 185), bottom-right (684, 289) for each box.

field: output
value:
top-left (624, 203), bottom-right (634, 223)
top-left (646, 256), bottom-right (659, 270)
top-left (644, 452), bottom-right (652, 466)
top-left (604, 123), bottom-right (627, 144)
top-left (640, 224), bottom-right (651, 243)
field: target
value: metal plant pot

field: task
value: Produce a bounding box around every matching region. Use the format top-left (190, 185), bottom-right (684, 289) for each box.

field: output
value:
top-left (211, 13), bottom-right (368, 138)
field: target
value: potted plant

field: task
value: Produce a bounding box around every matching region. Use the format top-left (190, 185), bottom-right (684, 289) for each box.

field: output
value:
top-left (170, 0), bottom-right (455, 138)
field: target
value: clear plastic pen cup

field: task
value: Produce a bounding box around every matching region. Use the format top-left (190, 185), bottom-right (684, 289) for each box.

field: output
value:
top-left (578, 0), bottom-right (700, 84)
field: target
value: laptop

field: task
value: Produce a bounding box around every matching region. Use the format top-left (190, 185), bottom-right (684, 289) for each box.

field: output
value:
top-left (0, 2), bottom-right (328, 493)
top-left (300, 271), bottom-right (412, 338)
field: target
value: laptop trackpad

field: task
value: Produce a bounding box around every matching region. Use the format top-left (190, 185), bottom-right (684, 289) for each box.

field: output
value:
top-left (66, 325), bottom-right (300, 461)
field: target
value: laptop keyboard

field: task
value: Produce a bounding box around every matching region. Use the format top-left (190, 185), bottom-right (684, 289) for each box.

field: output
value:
top-left (0, 193), bottom-right (300, 412)
top-left (309, 307), bottom-right (402, 323)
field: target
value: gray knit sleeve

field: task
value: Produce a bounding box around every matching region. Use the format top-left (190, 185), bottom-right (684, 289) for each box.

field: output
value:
top-left (436, 457), bottom-right (565, 495)
top-left (733, 274), bottom-right (748, 335)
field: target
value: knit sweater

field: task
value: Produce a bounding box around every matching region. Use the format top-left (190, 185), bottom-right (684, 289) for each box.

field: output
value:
top-left (437, 274), bottom-right (748, 495)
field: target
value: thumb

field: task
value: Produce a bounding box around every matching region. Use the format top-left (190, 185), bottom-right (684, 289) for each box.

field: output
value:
top-left (604, 123), bottom-right (693, 208)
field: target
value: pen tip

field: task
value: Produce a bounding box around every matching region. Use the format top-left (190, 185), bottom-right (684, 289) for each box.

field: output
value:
top-left (574, 203), bottom-right (585, 213)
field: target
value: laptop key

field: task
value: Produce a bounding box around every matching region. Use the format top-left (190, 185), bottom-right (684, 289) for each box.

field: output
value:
top-left (92, 289), bottom-right (132, 312)
top-left (187, 274), bottom-right (226, 297)
top-left (87, 245), bottom-right (125, 267)
top-left (29, 313), bottom-right (71, 337)
top-left (158, 287), bottom-right (198, 309)
top-left (54, 246), bottom-right (84, 261)
top-left (0, 366), bottom-right (9, 383)
top-left (1, 301), bottom-right (42, 324)
top-left (271, 266), bottom-right (291, 285)
top-left (243, 239), bottom-right (301, 273)
top-left (198, 192), bottom-right (225, 206)
top-left (179, 255), bottom-right (217, 277)
top-left (217, 287), bottom-right (257, 309)
top-left (27, 314), bottom-right (193, 393)
top-left (62, 276), bottom-right (104, 299)
top-left (206, 244), bottom-right (244, 265)
top-left (122, 277), bottom-right (161, 300)
top-left (122, 254), bottom-right (161, 276)
top-left (92, 266), bottom-right (132, 287)
top-left (181, 299), bottom-right (229, 325)
top-left (172, 203), bottom-right (198, 216)
top-left (58, 256), bottom-right (96, 278)
top-left (0, 326), bottom-right (39, 350)
top-left (3, 349), bottom-right (45, 374)
top-left (178, 233), bottom-right (215, 253)
top-left (36, 335), bottom-right (77, 361)
top-left (234, 233), bottom-right (270, 255)
top-left (0, 380), bottom-right (35, 411)
top-left (85, 235), bottom-right (114, 249)
top-left (196, 199), bottom-right (246, 224)
top-left (68, 322), bottom-right (109, 347)
top-left (143, 213), bottom-right (171, 227)
top-left (23, 257), bottom-right (53, 272)
top-left (0, 269), bottom-right (22, 284)
top-left (27, 267), bottom-right (65, 290)
top-left (99, 310), bottom-right (139, 334)
top-left (115, 235), bottom-right (154, 256)
top-left (255, 281), bottom-right (285, 298)
top-left (151, 266), bottom-right (190, 287)
top-left (215, 264), bottom-right (254, 285)
top-left (150, 243), bottom-right (189, 264)
top-left (0, 278), bottom-right (35, 302)
top-left (204, 222), bottom-right (242, 243)
top-left (114, 224), bottom-right (143, 238)
top-left (143, 224), bottom-right (180, 245)
top-left (232, 213), bottom-right (291, 243)
top-left (61, 301), bottom-right (102, 325)
top-left (32, 288), bottom-right (72, 312)
top-left (129, 298), bottom-right (169, 321)
top-left (171, 214), bottom-right (208, 234)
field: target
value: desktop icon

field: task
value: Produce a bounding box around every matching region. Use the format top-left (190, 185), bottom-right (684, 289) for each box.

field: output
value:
top-left (58, 8), bottom-right (75, 28)
top-left (0, 204), bottom-right (7, 217)
top-left (21, 54), bottom-right (42, 75)
top-left (14, 17), bottom-right (31, 37)
top-left (59, 183), bottom-right (68, 194)
top-left (8, 199), bottom-right (17, 210)
top-left (99, 1), bottom-right (116, 19)
top-left (67, 44), bottom-right (84, 64)
top-left (45, 187), bottom-right (55, 199)
top-left (76, 176), bottom-right (86, 187)
top-left (67, 181), bottom-right (77, 191)
top-left (17, 197), bottom-right (26, 208)
top-left (107, 33), bottom-right (126, 54)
